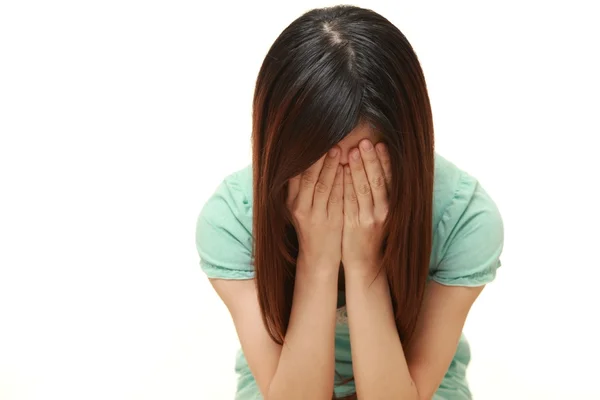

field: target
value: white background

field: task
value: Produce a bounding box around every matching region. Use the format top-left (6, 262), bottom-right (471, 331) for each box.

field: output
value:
top-left (1, 1), bottom-right (598, 399)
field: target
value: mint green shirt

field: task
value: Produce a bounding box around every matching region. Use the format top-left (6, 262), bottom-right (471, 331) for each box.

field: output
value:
top-left (195, 153), bottom-right (504, 400)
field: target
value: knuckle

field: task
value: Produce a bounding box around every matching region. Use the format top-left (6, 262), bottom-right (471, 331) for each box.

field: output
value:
top-left (363, 216), bottom-right (375, 226)
top-left (346, 190), bottom-right (358, 203)
top-left (302, 175), bottom-right (315, 188)
top-left (329, 193), bottom-right (341, 204)
top-left (357, 183), bottom-right (371, 195)
top-left (380, 204), bottom-right (389, 217)
top-left (344, 213), bottom-right (359, 226)
top-left (292, 206), bottom-right (307, 219)
top-left (301, 173), bottom-right (316, 186)
top-left (322, 159), bottom-right (337, 170)
top-left (375, 210), bottom-right (388, 223)
top-left (315, 181), bottom-right (329, 194)
top-left (371, 175), bottom-right (385, 189)
top-left (366, 156), bottom-right (379, 166)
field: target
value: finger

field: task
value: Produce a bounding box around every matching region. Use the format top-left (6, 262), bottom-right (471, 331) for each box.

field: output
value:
top-left (295, 152), bottom-right (327, 212)
top-left (328, 165), bottom-right (343, 218)
top-left (358, 139), bottom-right (387, 213)
top-left (313, 147), bottom-right (341, 210)
top-left (287, 174), bottom-right (301, 210)
top-left (375, 142), bottom-right (392, 189)
top-left (343, 165), bottom-right (358, 218)
top-left (348, 148), bottom-right (374, 214)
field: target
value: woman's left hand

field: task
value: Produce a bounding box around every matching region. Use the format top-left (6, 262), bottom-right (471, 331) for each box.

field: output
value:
top-left (342, 139), bottom-right (392, 276)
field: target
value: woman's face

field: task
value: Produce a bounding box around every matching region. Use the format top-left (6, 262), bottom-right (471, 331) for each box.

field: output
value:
top-left (335, 121), bottom-right (383, 166)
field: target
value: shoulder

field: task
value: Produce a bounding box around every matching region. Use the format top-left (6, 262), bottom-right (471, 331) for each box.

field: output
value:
top-left (432, 153), bottom-right (470, 223)
top-left (198, 164), bottom-right (253, 233)
top-left (430, 153), bottom-right (504, 286)
top-left (195, 164), bottom-right (255, 279)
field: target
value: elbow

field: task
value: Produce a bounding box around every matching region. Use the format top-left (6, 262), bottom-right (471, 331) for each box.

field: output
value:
top-left (409, 381), bottom-right (431, 400)
top-left (266, 365), bottom-right (335, 400)
top-left (265, 383), bottom-right (287, 400)
top-left (267, 391), bottom-right (332, 400)
top-left (266, 384), bottom-right (332, 400)
top-left (266, 392), bottom-right (330, 400)
top-left (415, 388), bottom-right (434, 400)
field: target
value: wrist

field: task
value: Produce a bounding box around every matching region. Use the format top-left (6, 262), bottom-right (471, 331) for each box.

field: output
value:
top-left (344, 263), bottom-right (387, 285)
top-left (296, 254), bottom-right (340, 280)
top-left (344, 267), bottom-right (392, 308)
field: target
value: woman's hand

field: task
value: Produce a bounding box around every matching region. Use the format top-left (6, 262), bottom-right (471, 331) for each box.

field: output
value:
top-left (342, 139), bottom-right (392, 276)
top-left (287, 147), bottom-right (344, 274)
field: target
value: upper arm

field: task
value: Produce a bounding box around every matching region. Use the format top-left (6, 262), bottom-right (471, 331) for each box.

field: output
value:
top-left (195, 169), bottom-right (281, 396)
top-left (432, 175), bottom-right (504, 287)
top-left (406, 176), bottom-right (504, 398)
top-left (209, 278), bottom-right (282, 396)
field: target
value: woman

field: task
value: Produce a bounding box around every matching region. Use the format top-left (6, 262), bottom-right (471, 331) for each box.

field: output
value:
top-left (196, 5), bottom-right (503, 400)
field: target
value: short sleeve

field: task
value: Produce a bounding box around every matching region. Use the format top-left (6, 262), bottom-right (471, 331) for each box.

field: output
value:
top-left (195, 170), bottom-right (255, 280)
top-left (432, 172), bottom-right (504, 287)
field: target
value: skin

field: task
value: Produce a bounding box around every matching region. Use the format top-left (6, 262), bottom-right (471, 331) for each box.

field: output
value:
top-left (339, 129), bottom-right (485, 400)
top-left (210, 122), bottom-right (485, 400)
top-left (332, 121), bottom-right (383, 167)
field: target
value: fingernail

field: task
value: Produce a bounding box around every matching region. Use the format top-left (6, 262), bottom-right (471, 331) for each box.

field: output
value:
top-left (360, 140), bottom-right (373, 151)
top-left (376, 143), bottom-right (387, 153)
top-left (351, 150), bottom-right (360, 160)
top-left (328, 147), bottom-right (338, 157)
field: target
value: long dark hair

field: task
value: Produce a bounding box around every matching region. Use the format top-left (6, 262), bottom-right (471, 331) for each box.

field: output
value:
top-left (251, 5), bottom-right (434, 398)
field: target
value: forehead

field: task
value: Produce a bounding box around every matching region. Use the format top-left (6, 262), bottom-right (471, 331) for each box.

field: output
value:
top-left (337, 121), bottom-right (381, 148)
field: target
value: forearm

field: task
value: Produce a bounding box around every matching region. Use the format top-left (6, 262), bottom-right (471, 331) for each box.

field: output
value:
top-left (267, 261), bottom-right (339, 400)
top-left (345, 269), bottom-right (419, 400)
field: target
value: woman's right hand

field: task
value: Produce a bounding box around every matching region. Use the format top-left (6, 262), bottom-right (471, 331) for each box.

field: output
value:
top-left (287, 147), bottom-right (343, 274)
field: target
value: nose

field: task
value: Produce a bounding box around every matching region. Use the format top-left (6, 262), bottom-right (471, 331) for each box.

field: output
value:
top-left (338, 147), bottom-right (350, 166)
